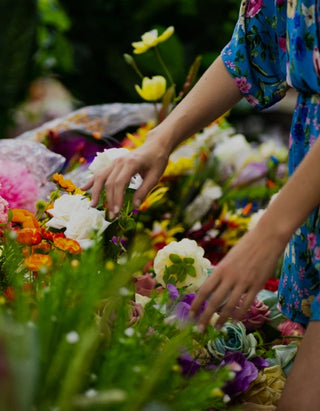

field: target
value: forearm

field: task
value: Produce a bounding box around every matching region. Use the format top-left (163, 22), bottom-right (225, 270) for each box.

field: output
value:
top-left (146, 55), bottom-right (242, 152)
top-left (258, 136), bottom-right (320, 247)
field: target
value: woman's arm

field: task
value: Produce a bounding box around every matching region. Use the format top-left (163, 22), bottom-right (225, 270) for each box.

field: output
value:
top-left (82, 56), bottom-right (242, 216)
top-left (190, 134), bottom-right (320, 330)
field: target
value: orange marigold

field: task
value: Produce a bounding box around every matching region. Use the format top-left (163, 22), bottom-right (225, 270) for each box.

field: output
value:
top-left (53, 236), bottom-right (82, 254)
top-left (24, 253), bottom-right (53, 271)
top-left (53, 173), bottom-right (77, 192)
top-left (16, 228), bottom-right (42, 245)
top-left (11, 208), bottom-right (40, 229)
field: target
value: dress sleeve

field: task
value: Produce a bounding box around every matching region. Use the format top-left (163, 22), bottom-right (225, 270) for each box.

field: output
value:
top-left (221, 0), bottom-right (288, 110)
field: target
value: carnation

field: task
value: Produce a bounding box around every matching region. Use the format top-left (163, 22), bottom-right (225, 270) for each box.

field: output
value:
top-left (153, 238), bottom-right (211, 292)
top-left (89, 148), bottom-right (143, 189)
top-left (0, 160), bottom-right (39, 212)
top-left (46, 194), bottom-right (110, 248)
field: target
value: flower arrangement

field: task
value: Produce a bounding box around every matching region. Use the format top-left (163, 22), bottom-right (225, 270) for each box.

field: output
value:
top-left (0, 26), bottom-right (301, 411)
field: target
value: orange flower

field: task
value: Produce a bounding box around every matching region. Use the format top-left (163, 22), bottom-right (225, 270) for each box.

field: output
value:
top-left (53, 173), bottom-right (77, 192)
top-left (53, 236), bottom-right (82, 254)
top-left (3, 286), bottom-right (15, 301)
top-left (11, 208), bottom-right (40, 229)
top-left (24, 253), bottom-right (53, 271)
top-left (16, 228), bottom-right (42, 245)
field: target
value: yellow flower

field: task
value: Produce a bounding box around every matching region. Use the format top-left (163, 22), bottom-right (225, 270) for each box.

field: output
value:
top-left (132, 26), bottom-right (174, 54)
top-left (139, 186), bottom-right (169, 211)
top-left (135, 76), bottom-right (166, 101)
top-left (240, 365), bottom-right (286, 406)
top-left (163, 157), bottom-right (195, 177)
top-left (146, 220), bottom-right (184, 246)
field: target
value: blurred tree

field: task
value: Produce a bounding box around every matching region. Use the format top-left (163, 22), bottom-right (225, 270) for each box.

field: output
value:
top-left (0, 0), bottom-right (37, 137)
top-left (59, 0), bottom-right (240, 104)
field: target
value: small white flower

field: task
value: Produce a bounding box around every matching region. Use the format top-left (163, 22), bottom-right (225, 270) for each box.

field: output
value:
top-left (85, 389), bottom-right (98, 398)
top-left (124, 327), bottom-right (135, 337)
top-left (66, 331), bottom-right (80, 344)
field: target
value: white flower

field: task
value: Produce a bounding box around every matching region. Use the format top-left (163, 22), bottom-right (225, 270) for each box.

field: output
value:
top-left (184, 181), bottom-right (222, 226)
top-left (89, 148), bottom-right (143, 190)
top-left (46, 194), bottom-right (110, 248)
top-left (153, 238), bottom-right (211, 292)
top-left (213, 133), bottom-right (253, 170)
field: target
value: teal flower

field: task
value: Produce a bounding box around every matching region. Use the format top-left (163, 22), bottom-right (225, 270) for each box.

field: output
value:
top-left (208, 322), bottom-right (257, 360)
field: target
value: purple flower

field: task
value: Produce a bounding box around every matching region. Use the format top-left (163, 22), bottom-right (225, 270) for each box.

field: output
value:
top-left (167, 284), bottom-right (179, 301)
top-left (221, 351), bottom-right (259, 397)
top-left (172, 293), bottom-right (207, 322)
top-left (178, 353), bottom-right (200, 377)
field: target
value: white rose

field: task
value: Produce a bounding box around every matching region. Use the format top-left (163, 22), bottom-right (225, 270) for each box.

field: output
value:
top-left (89, 148), bottom-right (143, 190)
top-left (153, 238), bottom-right (211, 292)
top-left (46, 194), bottom-right (110, 248)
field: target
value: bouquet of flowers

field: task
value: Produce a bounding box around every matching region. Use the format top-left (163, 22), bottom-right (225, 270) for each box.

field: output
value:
top-left (0, 26), bottom-right (303, 411)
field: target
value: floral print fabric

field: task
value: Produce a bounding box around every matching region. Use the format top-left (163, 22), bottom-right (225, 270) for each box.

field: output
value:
top-left (221, 0), bottom-right (320, 325)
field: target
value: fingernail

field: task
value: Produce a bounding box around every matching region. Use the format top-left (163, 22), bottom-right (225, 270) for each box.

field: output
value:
top-left (109, 211), bottom-right (114, 219)
top-left (113, 206), bottom-right (120, 215)
top-left (134, 199), bottom-right (141, 208)
top-left (188, 310), bottom-right (195, 319)
top-left (197, 324), bottom-right (205, 333)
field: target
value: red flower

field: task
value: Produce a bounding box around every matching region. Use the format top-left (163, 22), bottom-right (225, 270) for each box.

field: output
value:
top-left (264, 277), bottom-right (280, 292)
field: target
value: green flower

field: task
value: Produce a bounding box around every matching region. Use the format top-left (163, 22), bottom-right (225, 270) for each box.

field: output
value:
top-left (208, 321), bottom-right (257, 360)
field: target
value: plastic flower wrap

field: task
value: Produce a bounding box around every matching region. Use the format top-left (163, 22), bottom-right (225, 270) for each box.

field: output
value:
top-left (46, 194), bottom-right (110, 249)
top-left (153, 238), bottom-right (211, 292)
top-left (0, 160), bottom-right (39, 212)
top-left (0, 140), bottom-right (65, 212)
top-left (208, 322), bottom-right (257, 360)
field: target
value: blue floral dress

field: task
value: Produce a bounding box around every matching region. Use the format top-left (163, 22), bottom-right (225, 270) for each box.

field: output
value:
top-left (221, 0), bottom-right (320, 325)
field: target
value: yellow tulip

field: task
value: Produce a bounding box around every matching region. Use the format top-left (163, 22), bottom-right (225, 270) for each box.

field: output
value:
top-left (132, 26), bottom-right (174, 54)
top-left (135, 76), bottom-right (166, 101)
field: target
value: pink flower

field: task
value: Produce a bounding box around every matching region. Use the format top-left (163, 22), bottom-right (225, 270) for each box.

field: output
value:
top-left (313, 47), bottom-right (320, 78)
top-left (278, 36), bottom-right (286, 52)
top-left (235, 77), bottom-right (252, 94)
top-left (278, 319), bottom-right (305, 343)
top-left (134, 273), bottom-right (157, 297)
top-left (236, 297), bottom-right (271, 331)
top-left (0, 160), bottom-right (39, 212)
top-left (0, 194), bottom-right (9, 224)
top-left (314, 246), bottom-right (320, 260)
top-left (246, 0), bottom-right (263, 18)
top-left (307, 233), bottom-right (317, 249)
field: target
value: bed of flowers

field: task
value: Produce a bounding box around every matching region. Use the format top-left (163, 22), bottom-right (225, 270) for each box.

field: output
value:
top-left (0, 27), bottom-right (306, 411)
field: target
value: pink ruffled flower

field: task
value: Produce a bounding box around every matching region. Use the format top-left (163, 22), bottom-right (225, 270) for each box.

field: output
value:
top-left (307, 233), bottom-right (317, 249)
top-left (278, 36), bottom-right (287, 52)
top-left (237, 297), bottom-right (271, 331)
top-left (246, 0), bottom-right (263, 18)
top-left (0, 160), bottom-right (39, 212)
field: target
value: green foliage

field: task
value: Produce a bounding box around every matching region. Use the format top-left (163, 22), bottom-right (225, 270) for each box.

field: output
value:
top-left (0, 240), bottom-right (231, 410)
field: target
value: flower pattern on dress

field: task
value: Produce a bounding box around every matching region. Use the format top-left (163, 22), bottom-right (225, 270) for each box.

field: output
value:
top-left (221, 0), bottom-right (320, 325)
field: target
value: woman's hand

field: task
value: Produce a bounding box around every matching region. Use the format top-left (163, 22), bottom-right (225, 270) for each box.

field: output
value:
top-left (81, 136), bottom-right (170, 217)
top-left (189, 222), bottom-right (286, 331)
